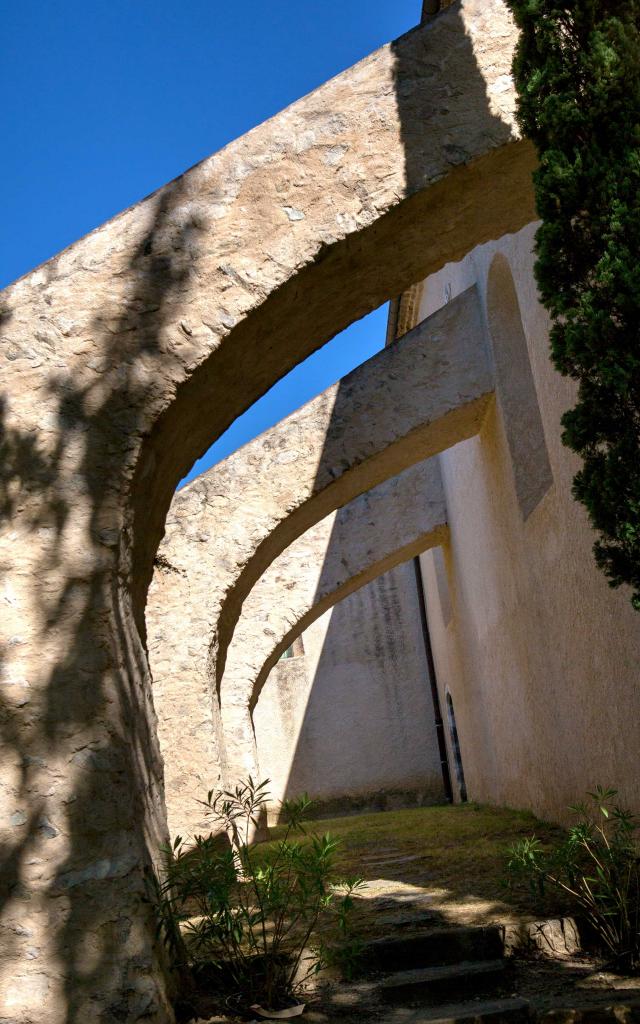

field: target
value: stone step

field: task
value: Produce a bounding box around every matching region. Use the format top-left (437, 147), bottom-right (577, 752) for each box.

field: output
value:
top-left (379, 959), bottom-right (510, 1003)
top-left (536, 1003), bottom-right (640, 1024)
top-left (359, 918), bottom-right (582, 976)
top-left (382, 995), bottom-right (532, 1024)
top-left (361, 926), bottom-right (505, 973)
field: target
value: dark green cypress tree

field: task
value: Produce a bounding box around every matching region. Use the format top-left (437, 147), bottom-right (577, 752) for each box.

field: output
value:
top-left (504, 1), bottom-right (640, 607)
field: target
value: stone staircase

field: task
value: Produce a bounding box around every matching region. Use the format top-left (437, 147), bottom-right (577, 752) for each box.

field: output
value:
top-left (356, 923), bottom-right (524, 1022)
top-left (322, 919), bottom-right (640, 1024)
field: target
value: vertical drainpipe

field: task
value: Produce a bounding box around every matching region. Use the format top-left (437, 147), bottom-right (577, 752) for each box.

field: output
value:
top-left (413, 556), bottom-right (453, 802)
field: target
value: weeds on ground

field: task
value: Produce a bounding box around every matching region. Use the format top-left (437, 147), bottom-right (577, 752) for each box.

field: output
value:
top-left (146, 778), bottom-right (363, 1014)
top-left (507, 786), bottom-right (640, 971)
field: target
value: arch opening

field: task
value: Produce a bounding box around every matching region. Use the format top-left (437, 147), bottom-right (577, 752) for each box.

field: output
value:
top-left (180, 303), bottom-right (388, 485)
top-left (254, 557), bottom-right (449, 824)
top-left (147, 287), bottom-right (493, 838)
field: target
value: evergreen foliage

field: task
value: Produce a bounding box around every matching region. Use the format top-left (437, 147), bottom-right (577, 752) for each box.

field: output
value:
top-left (505, 0), bottom-right (640, 606)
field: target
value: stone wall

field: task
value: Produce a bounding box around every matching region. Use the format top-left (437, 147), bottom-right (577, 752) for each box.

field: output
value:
top-left (218, 459), bottom-right (447, 811)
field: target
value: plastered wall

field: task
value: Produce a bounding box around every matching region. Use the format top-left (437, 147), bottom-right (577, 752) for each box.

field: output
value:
top-left (417, 223), bottom-right (640, 824)
top-left (254, 561), bottom-right (446, 821)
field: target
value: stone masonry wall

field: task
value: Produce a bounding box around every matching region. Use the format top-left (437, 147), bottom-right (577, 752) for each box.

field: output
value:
top-left (218, 459), bottom-right (447, 803)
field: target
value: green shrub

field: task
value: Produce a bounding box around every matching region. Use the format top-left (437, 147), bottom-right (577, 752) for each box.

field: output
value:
top-left (507, 786), bottom-right (640, 969)
top-left (146, 778), bottom-right (363, 1013)
top-left (505, 0), bottom-right (640, 607)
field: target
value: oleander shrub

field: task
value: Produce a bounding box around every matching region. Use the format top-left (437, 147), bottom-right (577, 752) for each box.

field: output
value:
top-left (507, 786), bottom-right (640, 969)
top-left (146, 778), bottom-right (363, 1015)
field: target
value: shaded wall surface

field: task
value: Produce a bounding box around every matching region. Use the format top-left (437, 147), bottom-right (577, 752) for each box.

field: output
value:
top-left (254, 561), bottom-right (445, 820)
top-left (416, 224), bottom-right (640, 823)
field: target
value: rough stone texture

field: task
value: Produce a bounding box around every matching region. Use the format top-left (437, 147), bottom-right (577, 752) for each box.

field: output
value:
top-left (254, 559), bottom-right (448, 820)
top-left (0, 3), bottom-right (528, 1020)
top-left (503, 918), bottom-right (581, 959)
top-left (417, 225), bottom-right (640, 822)
top-left (148, 286), bottom-right (491, 838)
top-left (538, 1005), bottom-right (640, 1024)
top-left (219, 459), bottom-right (447, 802)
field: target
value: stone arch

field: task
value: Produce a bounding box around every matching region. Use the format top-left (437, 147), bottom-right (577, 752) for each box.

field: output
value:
top-left (128, 0), bottom-right (532, 625)
top-left (254, 559), bottom-right (447, 821)
top-left (149, 283), bottom-right (490, 699)
top-left (0, 5), bottom-right (532, 1020)
top-left (147, 285), bottom-right (492, 827)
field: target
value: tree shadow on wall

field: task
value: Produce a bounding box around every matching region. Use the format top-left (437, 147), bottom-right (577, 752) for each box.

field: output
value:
top-left (240, 0), bottom-right (521, 836)
top-left (0, 176), bottom-right (211, 1021)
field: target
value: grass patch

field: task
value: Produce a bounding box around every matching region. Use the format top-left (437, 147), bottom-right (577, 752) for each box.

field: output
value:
top-left (265, 803), bottom-right (571, 932)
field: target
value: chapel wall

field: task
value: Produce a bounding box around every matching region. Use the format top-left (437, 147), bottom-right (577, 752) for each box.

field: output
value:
top-left (254, 560), bottom-right (446, 822)
top-left (416, 223), bottom-right (640, 824)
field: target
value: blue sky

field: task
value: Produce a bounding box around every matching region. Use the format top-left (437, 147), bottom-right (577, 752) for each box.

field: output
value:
top-left (2, 1), bottom-right (420, 481)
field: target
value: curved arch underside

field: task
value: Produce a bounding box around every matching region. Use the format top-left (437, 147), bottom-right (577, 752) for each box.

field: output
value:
top-left (148, 283), bottom-right (499, 839)
top-left (148, 283), bottom-right (490, 690)
top-left (151, 457), bottom-right (449, 834)
top-left (132, 0), bottom-right (531, 619)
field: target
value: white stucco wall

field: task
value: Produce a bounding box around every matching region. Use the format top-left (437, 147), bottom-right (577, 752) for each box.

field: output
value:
top-left (416, 223), bottom-right (640, 824)
top-left (253, 559), bottom-right (446, 820)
